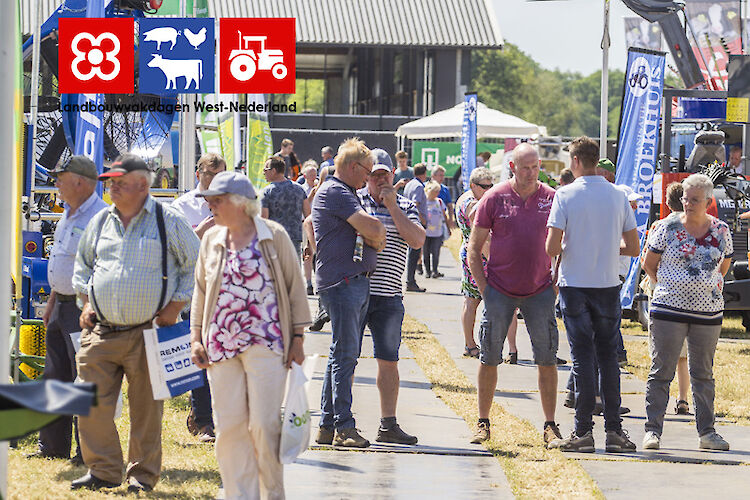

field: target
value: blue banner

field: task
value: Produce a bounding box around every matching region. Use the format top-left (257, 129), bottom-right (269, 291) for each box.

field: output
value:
top-left (460, 93), bottom-right (477, 191)
top-left (73, 1), bottom-right (105, 193)
top-left (615, 48), bottom-right (666, 309)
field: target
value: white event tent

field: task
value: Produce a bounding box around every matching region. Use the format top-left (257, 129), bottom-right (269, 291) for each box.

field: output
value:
top-left (395, 101), bottom-right (546, 140)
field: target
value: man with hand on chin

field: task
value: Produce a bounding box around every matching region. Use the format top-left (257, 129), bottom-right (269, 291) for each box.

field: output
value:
top-left (358, 149), bottom-right (425, 445)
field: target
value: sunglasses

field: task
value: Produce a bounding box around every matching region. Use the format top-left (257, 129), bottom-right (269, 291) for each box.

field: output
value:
top-left (476, 183), bottom-right (493, 190)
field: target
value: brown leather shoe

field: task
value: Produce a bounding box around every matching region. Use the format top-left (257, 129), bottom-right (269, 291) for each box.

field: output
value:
top-left (470, 421), bottom-right (490, 444)
top-left (315, 426), bottom-right (334, 445)
top-left (333, 428), bottom-right (370, 448)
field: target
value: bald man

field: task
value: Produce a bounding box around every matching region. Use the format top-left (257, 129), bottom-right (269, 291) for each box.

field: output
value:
top-left (467, 143), bottom-right (563, 447)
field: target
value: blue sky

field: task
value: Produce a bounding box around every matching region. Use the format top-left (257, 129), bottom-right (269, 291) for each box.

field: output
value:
top-left (492, 0), bottom-right (636, 74)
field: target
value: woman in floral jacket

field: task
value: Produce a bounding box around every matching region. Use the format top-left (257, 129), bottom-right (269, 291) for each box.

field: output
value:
top-left (190, 172), bottom-right (310, 499)
top-left (642, 174), bottom-right (732, 452)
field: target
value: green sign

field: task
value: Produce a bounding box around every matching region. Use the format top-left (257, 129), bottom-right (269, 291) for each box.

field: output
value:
top-left (412, 141), bottom-right (504, 177)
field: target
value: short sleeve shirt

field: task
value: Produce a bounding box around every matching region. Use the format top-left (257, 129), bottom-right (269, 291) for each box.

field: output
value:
top-left (547, 176), bottom-right (637, 288)
top-left (261, 180), bottom-right (307, 242)
top-left (359, 189), bottom-right (421, 296)
top-left (425, 199), bottom-right (446, 238)
top-left (438, 184), bottom-right (453, 206)
top-left (394, 167), bottom-right (414, 186)
top-left (648, 212), bottom-right (733, 313)
top-left (475, 181), bottom-right (556, 297)
top-left (403, 177), bottom-right (427, 220)
top-left (312, 176), bottom-right (377, 290)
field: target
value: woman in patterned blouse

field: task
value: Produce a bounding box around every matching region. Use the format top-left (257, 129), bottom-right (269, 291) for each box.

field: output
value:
top-left (190, 172), bottom-right (309, 499)
top-left (641, 174), bottom-right (732, 452)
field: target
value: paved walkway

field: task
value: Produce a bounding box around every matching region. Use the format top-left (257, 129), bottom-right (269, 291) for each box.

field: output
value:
top-left (404, 247), bottom-right (750, 498)
top-left (279, 246), bottom-right (750, 498)
top-left (283, 295), bottom-right (512, 498)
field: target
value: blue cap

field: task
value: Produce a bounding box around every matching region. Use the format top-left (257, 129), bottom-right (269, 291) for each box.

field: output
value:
top-left (196, 171), bottom-right (257, 199)
top-left (371, 148), bottom-right (393, 172)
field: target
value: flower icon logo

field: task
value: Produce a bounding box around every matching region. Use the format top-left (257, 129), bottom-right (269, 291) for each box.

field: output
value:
top-left (70, 32), bottom-right (122, 81)
top-left (58, 18), bottom-right (134, 94)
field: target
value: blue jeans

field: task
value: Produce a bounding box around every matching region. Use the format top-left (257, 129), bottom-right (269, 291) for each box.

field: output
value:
top-left (319, 275), bottom-right (370, 430)
top-left (559, 286), bottom-right (623, 435)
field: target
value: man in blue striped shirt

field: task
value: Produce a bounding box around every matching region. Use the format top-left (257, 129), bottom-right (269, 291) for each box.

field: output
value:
top-left (358, 149), bottom-right (425, 445)
top-left (71, 154), bottom-right (199, 492)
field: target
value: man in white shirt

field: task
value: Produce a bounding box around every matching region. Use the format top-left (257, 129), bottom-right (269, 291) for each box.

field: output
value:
top-left (32, 156), bottom-right (107, 462)
top-left (171, 152), bottom-right (226, 442)
top-left (172, 153), bottom-right (226, 236)
top-left (546, 136), bottom-right (640, 454)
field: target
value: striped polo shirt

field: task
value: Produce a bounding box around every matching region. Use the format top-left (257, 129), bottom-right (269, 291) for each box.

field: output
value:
top-left (359, 188), bottom-right (421, 297)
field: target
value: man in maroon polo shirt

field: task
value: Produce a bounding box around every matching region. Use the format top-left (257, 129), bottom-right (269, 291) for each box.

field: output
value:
top-left (467, 143), bottom-right (563, 447)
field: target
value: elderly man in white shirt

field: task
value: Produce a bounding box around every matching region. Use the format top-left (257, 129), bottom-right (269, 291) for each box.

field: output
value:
top-left (171, 152), bottom-right (226, 442)
top-left (31, 156), bottom-right (107, 462)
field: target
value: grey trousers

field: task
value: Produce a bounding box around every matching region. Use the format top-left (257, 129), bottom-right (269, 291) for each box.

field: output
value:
top-left (645, 317), bottom-right (721, 437)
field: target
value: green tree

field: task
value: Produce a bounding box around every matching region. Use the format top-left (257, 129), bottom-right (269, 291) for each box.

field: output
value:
top-left (472, 44), bottom-right (625, 138)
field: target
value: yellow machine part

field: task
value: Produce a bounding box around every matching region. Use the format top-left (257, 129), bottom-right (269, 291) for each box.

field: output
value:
top-left (19, 323), bottom-right (45, 379)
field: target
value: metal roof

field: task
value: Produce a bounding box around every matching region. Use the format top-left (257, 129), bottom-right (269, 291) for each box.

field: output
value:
top-left (210, 0), bottom-right (503, 48)
top-left (21, 0), bottom-right (503, 49)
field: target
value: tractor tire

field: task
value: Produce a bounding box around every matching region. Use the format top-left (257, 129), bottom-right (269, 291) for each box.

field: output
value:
top-left (230, 55), bottom-right (256, 81)
top-left (272, 63), bottom-right (287, 80)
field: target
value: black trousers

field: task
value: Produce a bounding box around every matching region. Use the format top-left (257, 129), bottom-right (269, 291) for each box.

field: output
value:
top-left (406, 247), bottom-right (422, 283)
top-left (423, 236), bottom-right (443, 274)
top-left (38, 299), bottom-right (81, 457)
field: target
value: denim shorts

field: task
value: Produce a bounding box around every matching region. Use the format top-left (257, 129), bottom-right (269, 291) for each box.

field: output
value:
top-left (362, 295), bottom-right (405, 362)
top-left (479, 285), bottom-right (558, 366)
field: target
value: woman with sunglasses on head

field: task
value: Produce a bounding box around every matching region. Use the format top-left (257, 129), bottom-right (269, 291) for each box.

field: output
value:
top-left (641, 174), bottom-right (732, 452)
top-left (455, 167), bottom-right (497, 358)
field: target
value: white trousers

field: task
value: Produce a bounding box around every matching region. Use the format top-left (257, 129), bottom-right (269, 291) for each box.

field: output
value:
top-left (207, 344), bottom-right (287, 500)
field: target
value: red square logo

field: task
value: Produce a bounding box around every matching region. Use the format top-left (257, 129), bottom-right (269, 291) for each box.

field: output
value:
top-left (219, 18), bottom-right (296, 94)
top-left (58, 18), bottom-right (134, 94)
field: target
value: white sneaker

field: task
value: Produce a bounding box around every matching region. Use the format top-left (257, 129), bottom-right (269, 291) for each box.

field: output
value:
top-left (699, 432), bottom-right (729, 451)
top-left (642, 431), bottom-right (660, 450)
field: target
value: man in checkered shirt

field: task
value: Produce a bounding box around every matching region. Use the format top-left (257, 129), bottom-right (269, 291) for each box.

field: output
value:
top-left (71, 154), bottom-right (199, 492)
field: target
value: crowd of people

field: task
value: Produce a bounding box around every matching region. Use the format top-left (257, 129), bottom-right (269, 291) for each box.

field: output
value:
top-left (32, 132), bottom-right (734, 497)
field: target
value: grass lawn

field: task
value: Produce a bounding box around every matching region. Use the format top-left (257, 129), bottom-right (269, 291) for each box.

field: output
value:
top-left (402, 316), bottom-right (602, 499)
top-left (8, 391), bottom-right (220, 499)
top-left (620, 318), bottom-right (750, 425)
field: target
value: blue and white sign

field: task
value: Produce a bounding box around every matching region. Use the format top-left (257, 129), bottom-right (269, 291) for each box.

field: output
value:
top-left (73, 1), bottom-right (105, 193)
top-left (461, 93), bottom-right (477, 191)
top-left (139, 18), bottom-right (215, 94)
top-left (615, 48), bottom-right (666, 309)
top-left (143, 320), bottom-right (204, 399)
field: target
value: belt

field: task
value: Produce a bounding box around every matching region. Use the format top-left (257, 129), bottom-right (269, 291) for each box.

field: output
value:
top-left (56, 293), bottom-right (77, 303)
top-left (96, 320), bottom-right (151, 334)
top-left (347, 271), bottom-right (373, 281)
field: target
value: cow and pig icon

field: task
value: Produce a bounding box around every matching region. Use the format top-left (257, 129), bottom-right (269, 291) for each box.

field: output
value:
top-left (141, 25), bottom-right (286, 91)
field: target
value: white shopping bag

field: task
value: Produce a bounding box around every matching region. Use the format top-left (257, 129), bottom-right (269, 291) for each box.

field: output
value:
top-left (142, 320), bottom-right (204, 400)
top-left (279, 359), bottom-right (314, 464)
top-left (70, 331), bottom-right (123, 419)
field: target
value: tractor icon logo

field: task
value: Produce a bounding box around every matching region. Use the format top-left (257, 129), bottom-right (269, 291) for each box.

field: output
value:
top-left (229, 31), bottom-right (288, 81)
